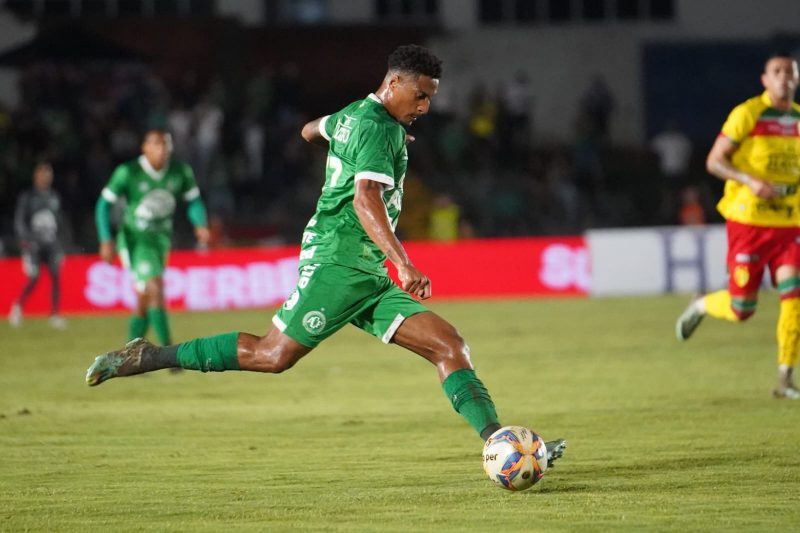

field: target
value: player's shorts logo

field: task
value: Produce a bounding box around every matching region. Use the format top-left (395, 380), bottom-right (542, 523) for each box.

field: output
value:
top-left (302, 310), bottom-right (326, 334)
top-left (733, 265), bottom-right (750, 288)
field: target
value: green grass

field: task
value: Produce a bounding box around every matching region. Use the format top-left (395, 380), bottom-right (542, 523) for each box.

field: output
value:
top-left (2, 294), bottom-right (800, 532)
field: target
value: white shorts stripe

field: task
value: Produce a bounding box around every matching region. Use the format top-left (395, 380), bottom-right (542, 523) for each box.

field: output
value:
top-left (381, 313), bottom-right (407, 344)
top-left (272, 314), bottom-right (287, 332)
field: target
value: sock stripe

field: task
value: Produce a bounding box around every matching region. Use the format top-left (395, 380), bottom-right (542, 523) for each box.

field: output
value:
top-left (731, 298), bottom-right (757, 311)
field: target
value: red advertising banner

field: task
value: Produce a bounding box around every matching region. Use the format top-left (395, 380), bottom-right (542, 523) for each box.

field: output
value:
top-left (0, 237), bottom-right (588, 317)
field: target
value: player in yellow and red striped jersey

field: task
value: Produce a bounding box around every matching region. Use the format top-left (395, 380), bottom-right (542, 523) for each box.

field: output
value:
top-left (676, 52), bottom-right (800, 399)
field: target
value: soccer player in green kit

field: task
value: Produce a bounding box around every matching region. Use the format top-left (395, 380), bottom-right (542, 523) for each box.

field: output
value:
top-left (86, 46), bottom-right (565, 465)
top-left (95, 129), bottom-right (210, 345)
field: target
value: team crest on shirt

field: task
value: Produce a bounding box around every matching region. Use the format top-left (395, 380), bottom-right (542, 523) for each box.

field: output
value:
top-left (303, 310), bottom-right (326, 334)
top-left (733, 265), bottom-right (750, 288)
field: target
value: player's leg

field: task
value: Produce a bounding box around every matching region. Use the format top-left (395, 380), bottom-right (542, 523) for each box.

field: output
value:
top-left (773, 260), bottom-right (800, 399)
top-left (390, 311), bottom-right (501, 439)
top-left (389, 309), bottom-right (567, 464)
top-left (140, 235), bottom-right (171, 345)
top-left (118, 231), bottom-right (150, 341)
top-left (85, 325), bottom-right (313, 386)
top-left (677, 221), bottom-right (762, 340)
top-left (45, 247), bottom-right (66, 329)
top-left (86, 262), bottom-right (347, 385)
top-left (9, 249), bottom-right (42, 326)
top-left (144, 276), bottom-right (170, 345)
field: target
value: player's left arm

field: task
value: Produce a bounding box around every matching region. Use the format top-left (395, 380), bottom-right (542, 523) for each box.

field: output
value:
top-left (301, 116), bottom-right (331, 147)
top-left (181, 164), bottom-right (210, 246)
top-left (353, 180), bottom-right (431, 299)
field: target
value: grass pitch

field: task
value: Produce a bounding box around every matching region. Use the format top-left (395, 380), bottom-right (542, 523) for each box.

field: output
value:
top-left (2, 294), bottom-right (800, 532)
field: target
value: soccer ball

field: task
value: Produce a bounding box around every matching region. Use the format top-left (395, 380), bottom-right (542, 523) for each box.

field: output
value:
top-left (482, 426), bottom-right (548, 491)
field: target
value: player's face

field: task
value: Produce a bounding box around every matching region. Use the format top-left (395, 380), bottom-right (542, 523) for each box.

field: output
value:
top-left (33, 164), bottom-right (53, 190)
top-left (387, 73), bottom-right (439, 126)
top-left (761, 57), bottom-right (799, 102)
top-left (142, 132), bottom-right (173, 170)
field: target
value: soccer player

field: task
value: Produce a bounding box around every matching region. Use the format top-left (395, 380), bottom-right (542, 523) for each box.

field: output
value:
top-left (95, 129), bottom-right (210, 345)
top-left (85, 45), bottom-right (566, 464)
top-left (8, 162), bottom-right (67, 329)
top-left (676, 52), bottom-right (800, 399)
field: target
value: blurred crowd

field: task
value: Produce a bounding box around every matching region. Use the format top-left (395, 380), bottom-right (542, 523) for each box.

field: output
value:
top-left (0, 62), bottom-right (716, 255)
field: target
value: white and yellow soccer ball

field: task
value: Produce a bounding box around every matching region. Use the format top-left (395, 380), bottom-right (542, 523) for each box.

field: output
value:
top-left (482, 426), bottom-right (548, 491)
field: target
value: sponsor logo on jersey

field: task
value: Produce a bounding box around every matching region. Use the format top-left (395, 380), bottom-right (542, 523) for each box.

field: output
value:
top-left (333, 115), bottom-right (356, 143)
top-left (302, 310), bottom-right (326, 334)
top-left (135, 189), bottom-right (177, 221)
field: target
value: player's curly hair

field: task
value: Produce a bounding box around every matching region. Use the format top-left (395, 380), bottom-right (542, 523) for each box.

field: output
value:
top-left (388, 44), bottom-right (442, 78)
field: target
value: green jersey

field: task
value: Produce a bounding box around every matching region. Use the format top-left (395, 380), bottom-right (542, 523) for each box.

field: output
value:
top-left (101, 156), bottom-right (200, 236)
top-left (300, 94), bottom-right (408, 276)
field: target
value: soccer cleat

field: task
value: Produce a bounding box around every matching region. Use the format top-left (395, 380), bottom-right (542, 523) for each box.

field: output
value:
top-left (49, 315), bottom-right (67, 330)
top-left (773, 367), bottom-right (800, 400)
top-left (773, 386), bottom-right (800, 400)
top-left (675, 298), bottom-right (704, 341)
top-left (544, 438), bottom-right (566, 468)
top-left (8, 303), bottom-right (22, 327)
top-left (85, 337), bottom-right (153, 387)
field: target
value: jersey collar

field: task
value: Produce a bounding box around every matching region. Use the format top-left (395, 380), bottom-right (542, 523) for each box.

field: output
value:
top-left (138, 155), bottom-right (168, 181)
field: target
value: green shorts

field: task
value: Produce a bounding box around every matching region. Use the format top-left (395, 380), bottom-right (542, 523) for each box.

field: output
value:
top-left (117, 229), bottom-right (170, 291)
top-left (273, 263), bottom-right (429, 348)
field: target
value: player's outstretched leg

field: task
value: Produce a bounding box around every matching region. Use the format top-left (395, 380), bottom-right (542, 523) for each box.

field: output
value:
top-left (544, 439), bottom-right (567, 468)
top-left (86, 337), bottom-right (174, 386)
top-left (675, 296), bottom-right (705, 341)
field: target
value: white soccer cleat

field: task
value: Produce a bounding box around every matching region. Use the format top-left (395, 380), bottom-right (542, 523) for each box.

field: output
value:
top-left (676, 297), bottom-right (704, 341)
top-left (49, 315), bottom-right (67, 330)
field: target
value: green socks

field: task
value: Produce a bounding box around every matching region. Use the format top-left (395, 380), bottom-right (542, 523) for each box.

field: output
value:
top-left (128, 315), bottom-right (149, 341)
top-left (442, 368), bottom-right (500, 440)
top-left (147, 307), bottom-right (172, 345)
top-left (176, 332), bottom-right (240, 372)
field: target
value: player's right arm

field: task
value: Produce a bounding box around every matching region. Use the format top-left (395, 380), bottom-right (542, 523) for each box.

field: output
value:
top-left (706, 135), bottom-right (778, 199)
top-left (95, 164), bottom-right (129, 263)
top-left (301, 116), bottom-right (331, 147)
top-left (13, 191), bottom-right (31, 249)
top-left (707, 102), bottom-right (778, 199)
top-left (353, 179), bottom-right (431, 300)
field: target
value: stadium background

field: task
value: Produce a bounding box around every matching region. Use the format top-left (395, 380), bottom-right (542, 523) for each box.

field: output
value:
top-left (2, 0), bottom-right (799, 315)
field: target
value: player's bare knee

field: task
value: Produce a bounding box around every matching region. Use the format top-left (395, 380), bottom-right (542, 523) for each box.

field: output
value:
top-left (437, 330), bottom-right (471, 367)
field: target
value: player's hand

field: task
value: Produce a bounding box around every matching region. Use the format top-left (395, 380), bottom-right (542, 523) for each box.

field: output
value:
top-left (405, 134), bottom-right (415, 145)
top-left (397, 264), bottom-right (431, 300)
top-left (745, 176), bottom-right (780, 199)
top-left (194, 226), bottom-right (211, 247)
top-left (99, 240), bottom-right (115, 264)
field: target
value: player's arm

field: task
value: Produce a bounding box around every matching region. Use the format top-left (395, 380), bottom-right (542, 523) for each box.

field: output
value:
top-left (353, 179), bottom-right (431, 299)
top-left (96, 165), bottom-right (130, 263)
top-left (13, 192), bottom-right (31, 249)
top-left (706, 135), bottom-right (778, 199)
top-left (301, 116), bottom-right (331, 147)
top-left (181, 165), bottom-right (210, 247)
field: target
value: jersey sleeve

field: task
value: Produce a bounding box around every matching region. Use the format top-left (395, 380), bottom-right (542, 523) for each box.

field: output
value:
top-left (319, 113), bottom-right (336, 142)
top-left (720, 103), bottom-right (756, 144)
top-left (353, 120), bottom-right (395, 188)
top-left (179, 163), bottom-right (201, 202)
top-left (101, 164), bottom-right (130, 203)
